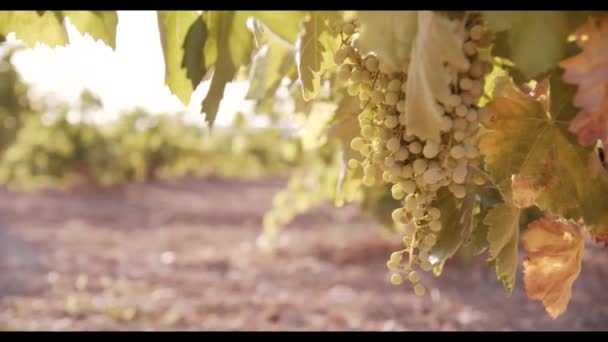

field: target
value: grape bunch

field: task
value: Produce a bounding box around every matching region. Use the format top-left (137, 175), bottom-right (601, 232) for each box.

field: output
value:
top-left (331, 13), bottom-right (494, 296)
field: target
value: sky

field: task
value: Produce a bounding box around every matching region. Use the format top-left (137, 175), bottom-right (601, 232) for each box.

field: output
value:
top-left (8, 11), bottom-right (252, 127)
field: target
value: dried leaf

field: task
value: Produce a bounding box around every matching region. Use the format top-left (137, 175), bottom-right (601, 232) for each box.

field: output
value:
top-left (523, 216), bottom-right (584, 319)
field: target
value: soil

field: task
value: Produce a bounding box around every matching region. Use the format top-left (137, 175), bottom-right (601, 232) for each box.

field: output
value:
top-left (1, 176), bottom-right (607, 331)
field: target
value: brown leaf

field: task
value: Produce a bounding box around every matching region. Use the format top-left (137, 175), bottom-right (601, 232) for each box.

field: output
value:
top-left (559, 16), bottom-right (608, 147)
top-left (523, 216), bottom-right (584, 319)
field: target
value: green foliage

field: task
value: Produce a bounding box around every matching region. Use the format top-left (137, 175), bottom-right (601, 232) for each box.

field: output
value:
top-left (482, 11), bottom-right (594, 79)
top-left (295, 12), bottom-right (341, 101)
top-left (245, 19), bottom-right (296, 101)
top-left (484, 202), bottom-right (521, 294)
top-left (158, 11), bottom-right (203, 105)
top-left (429, 188), bottom-right (475, 275)
top-left (0, 11), bottom-right (68, 47)
top-left (62, 11), bottom-right (118, 48)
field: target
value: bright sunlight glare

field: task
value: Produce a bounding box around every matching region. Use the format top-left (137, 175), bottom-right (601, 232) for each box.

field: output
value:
top-left (9, 11), bottom-right (252, 127)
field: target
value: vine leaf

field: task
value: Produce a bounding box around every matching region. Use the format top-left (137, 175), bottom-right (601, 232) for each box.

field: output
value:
top-left (523, 216), bottom-right (584, 319)
top-left (295, 11), bottom-right (341, 101)
top-left (483, 11), bottom-right (592, 79)
top-left (328, 94), bottom-right (362, 164)
top-left (429, 188), bottom-right (475, 276)
top-left (484, 202), bottom-right (521, 294)
top-left (481, 75), bottom-right (608, 245)
top-left (245, 19), bottom-right (296, 101)
top-left (157, 11), bottom-right (204, 105)
top-left (62, 11), bottom-right (118, 49)
top-left (405, 10), bottom-right (468, 142)
top-left (356, 11), bottom-right (418, 74)
top-left (0, 11), bottom-right (68, 47)
top-left (249, 11), bottom-right (307, 43)
top-left (201, 11), bottom-right (254, 127)
top-left (560, 16), bottom-right (608, 148)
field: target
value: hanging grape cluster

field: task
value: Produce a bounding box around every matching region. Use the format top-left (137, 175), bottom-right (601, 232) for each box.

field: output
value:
top-left (332, 13), bottom-right (494, 296)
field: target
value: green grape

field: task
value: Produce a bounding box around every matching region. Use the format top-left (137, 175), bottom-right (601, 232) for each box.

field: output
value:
top-left (387, 79), bottom-right (402, 92)
top-left (361, 125), bottom-right (375, 138)
top-left (408, 270), bottom-right (421, 283)
top-left (422, 140), bottom-right (439, 158)
top-left (386, 137), bottom-right (401, 153)
top-left (408, 142), bottom-right (422, 154)
top-left (402, 180), bottom-right (416, 195)
top-left (412, 208), bottom-right (425, 220)
top-left (390, 273), bottom-right (404, 285)
top-left (384, 155), bottom-right (396, 167)
top-left (390, 251), bottom-right (403, 262)
top-left (362, 175), bottom-right (375, 186)
top-left (392, 208), bottom-right (405, 223)
top-left (384, 115), bottom-right (399, 129)
top-left (400, 164), bottom-right (413, 178)
top-left (449, 145), bottom-right (465, 159)
top-left (394, 147), bottom-right (409, 161)
top-left (412, 158), bottom-right (428, 175)
top-left (387, 260), bottom-right (400, 270)
top-left (414, 283), bottom-right (426, 297)
top-left (370, 89), bottom-right (384, 103)
top-left (364, 55), bottom-right (379, 73)
top-left (384, 92), bottom-right (399, 106)
top-left (391, 183), bottom-right (405, 200)
top-left (350, 137), bottom-right (365, 151)
top-left (429, 220), bottom-right (442, 232)
top-left (347, 159), bottom-right (359, 169)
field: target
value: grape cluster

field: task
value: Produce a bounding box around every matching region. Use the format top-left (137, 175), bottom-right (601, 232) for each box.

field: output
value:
top-left (332, 13), bottom-right (493, 296)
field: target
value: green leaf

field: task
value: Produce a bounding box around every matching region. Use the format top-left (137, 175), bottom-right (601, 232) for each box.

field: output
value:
top-left (484, 202), bottom-right (520, 294)
top-left (246, 19), bottom-right (295, 101)
top-left (0, 11), bottom-right (68, 47)
top-left (201, 11), bottom-right (254, 127)
top-left (249, 11), bottom-right (308, 43)
top-left (467, 185), bottom-right (504, 256)
top-left (62, 11), bottom-right (118, 49)
top-left (295, 11), bottom-right (341, 101)
top-left (327, 94), bottom-right (362, 163)
top-left (356, 11), bottom-right (418, 74)
top-left (327, 93), bottom-right (364, 188)
top-left (483, 11), bottom-right (592, 79)
top-left (479, 75), bottom-right (608, 237)
top-left (429, 187), bottom-right (475, 275)
top-left (157, 11), bottom-right (204, 105)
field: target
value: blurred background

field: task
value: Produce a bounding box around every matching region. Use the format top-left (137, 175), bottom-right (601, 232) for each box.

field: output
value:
top-left (1, 11), bottom-right (608, 331)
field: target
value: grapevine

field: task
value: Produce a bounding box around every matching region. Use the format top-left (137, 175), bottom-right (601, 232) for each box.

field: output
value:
top-left (1, 10), bottom-right (608, 320)
top-left (330, 12), bottom-right (494, 295)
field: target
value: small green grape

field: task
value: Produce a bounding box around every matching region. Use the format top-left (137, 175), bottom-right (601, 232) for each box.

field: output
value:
top-left (390, 273), bottom-right (404, 285)
top-left (414, 283), bottom-right (426, 296)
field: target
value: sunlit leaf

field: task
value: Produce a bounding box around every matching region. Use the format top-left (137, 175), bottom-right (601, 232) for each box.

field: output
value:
top-left (523, 216), bottom-right (584, 319)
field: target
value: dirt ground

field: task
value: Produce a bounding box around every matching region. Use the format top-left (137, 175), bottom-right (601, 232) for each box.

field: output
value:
top-left (1, 176), bottom-right (607, 331)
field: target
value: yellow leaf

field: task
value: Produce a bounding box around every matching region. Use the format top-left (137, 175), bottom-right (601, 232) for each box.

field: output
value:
top-left (523, 216), bottom-right (584, 319)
